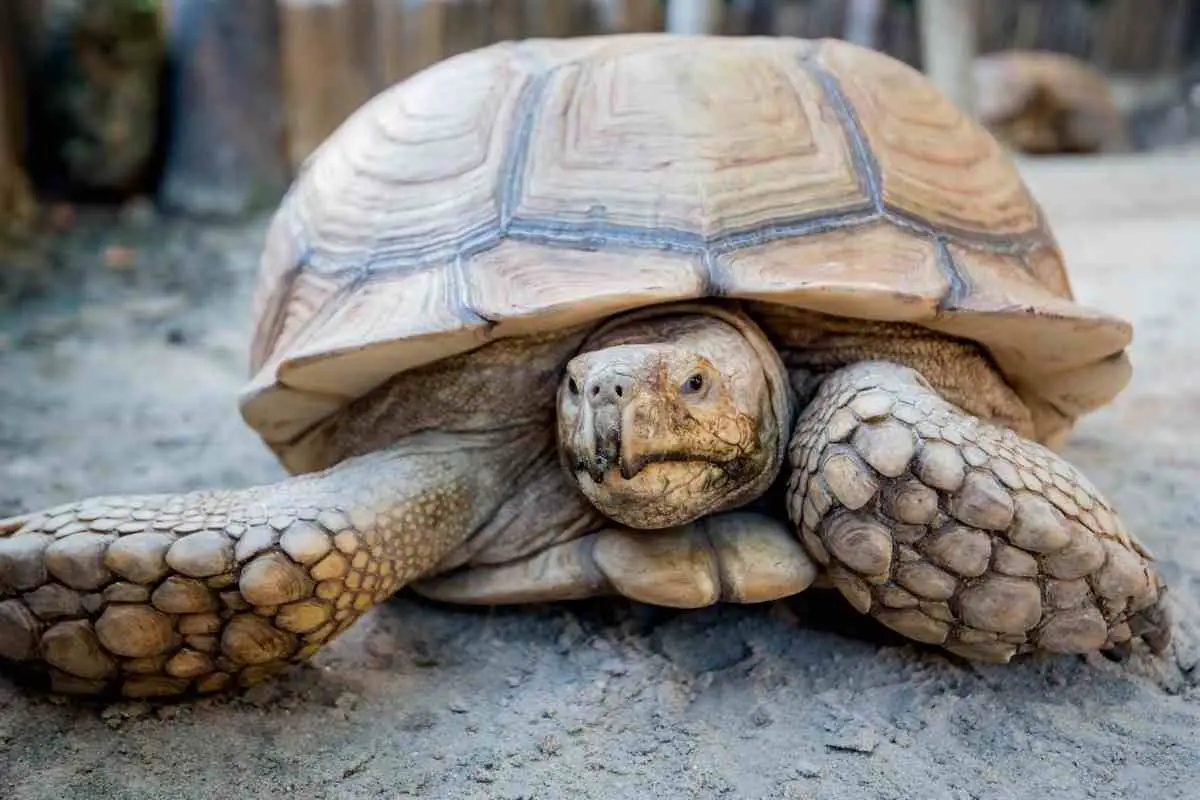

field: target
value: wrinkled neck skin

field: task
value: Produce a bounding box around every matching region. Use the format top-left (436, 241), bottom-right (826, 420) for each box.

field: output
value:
top-left (557, 305), bottom-right (794, 530)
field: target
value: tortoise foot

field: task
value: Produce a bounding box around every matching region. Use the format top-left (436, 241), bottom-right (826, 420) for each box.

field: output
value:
top-left (786, 360), bottom-right (1171, 662)
top-left (0, 494), bottom-right (372, 697)
top-left (413, 511), bottom-right (819, 608)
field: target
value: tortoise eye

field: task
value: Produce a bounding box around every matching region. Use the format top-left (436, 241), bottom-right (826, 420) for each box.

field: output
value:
top-left (568, 377), bottom-right (580, 395)
top-left (682, 373), bottom-right (705, 394)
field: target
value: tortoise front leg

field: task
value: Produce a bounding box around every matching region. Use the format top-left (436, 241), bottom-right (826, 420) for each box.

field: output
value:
top-left (787, 361), bottom-right (1170, 662)
top-left (412, 511), bottom-right (819, 608)
top-left (0, 430), bottom-right (533, 697)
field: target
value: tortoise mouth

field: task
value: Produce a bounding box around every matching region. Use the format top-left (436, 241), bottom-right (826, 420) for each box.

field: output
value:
top-left (573, 451), bottom-right (748, 484)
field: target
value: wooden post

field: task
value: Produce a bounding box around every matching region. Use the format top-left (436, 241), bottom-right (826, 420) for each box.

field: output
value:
top-left (917, 0), bottom-right (979, 115)
top-left (278, 0), bottom-right (374, 171)
top-left (665, 0), bottom-right (724, 35)
top-left (0, 4), bottom-right (35, 237)
top-left (844, 0), bottom-right (883, 49)
top-left (604, 0), bottom-right (663, 33)
top-left (159, 0), bottom-right (290, 215)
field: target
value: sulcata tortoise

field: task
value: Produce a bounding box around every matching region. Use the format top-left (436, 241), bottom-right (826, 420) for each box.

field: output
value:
top-left (974, 49), bottom-right (1130, 155)
top-left (0, 35), bottom-right (1170, 699)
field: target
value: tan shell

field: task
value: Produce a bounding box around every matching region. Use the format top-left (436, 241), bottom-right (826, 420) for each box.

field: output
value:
top-left (241, 35), bottom-right (1131, 471)
top-left (974, 50), bottom-right (1130, 154)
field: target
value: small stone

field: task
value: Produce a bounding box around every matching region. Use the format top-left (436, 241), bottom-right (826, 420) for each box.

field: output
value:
top-left (895, 562), bottom-right (957, 600)
top-left (959, 576), bottom-right (1042, 635)
top-left (0, 534), bottom-right (51, 591)
top-left (886, 479), bottom-right (939, 525)
top-left (1042, 521), bottom-right (1106, 580)
top-left (949, 473), bottom-right (1014, 531)
top-left (1037, 607), bottom-right (1108, 653)
top-left (825, 723), bottom-right (878, 754)
top-left (1009, 495), bottom-right (1071, 552)
top-left (852, 421), bottom-right (916, 478)
top-left (915, 442), bottom-right (965, 492)
top-left (875, 608), bottom-right (949, 644)
top-left (166, 531), bottom-right (234, 577)
top-left (151, 577), bottom-right (217, 614)
top-left (104, 533), bottom-right (174, 584)
top-left (280, 522), bottom-right (332, 565)
top-left (45, 534), bottom-right (115, 590)
top-left (821, 448), bottom-right (880, 510)
top-left (992, 543), bottom-right (1039, 577)
top-left (923, 526), bottom-right (992, 578)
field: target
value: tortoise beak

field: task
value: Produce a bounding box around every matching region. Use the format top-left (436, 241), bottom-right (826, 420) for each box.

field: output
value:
top-left (573, 375), bottom-right (641, 483)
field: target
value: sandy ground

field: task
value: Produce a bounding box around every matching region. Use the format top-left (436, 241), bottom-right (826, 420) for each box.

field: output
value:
top-left (1, 149), bottom-right (1199, 800)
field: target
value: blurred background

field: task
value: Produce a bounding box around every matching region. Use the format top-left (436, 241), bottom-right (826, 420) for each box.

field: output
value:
top-left (1, 0), bottom-right (1199, 237)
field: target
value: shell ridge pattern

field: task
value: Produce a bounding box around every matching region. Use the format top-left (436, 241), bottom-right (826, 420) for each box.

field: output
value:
top-left (932, 237), bottom-right (971, 309)
top-left (498, 70), bottom-right (554, 228)
top-left (806, 41), bottom-right (1045, 285)
top-left (484, 41), bottom-right (894, 261)
top-left (799, 51), bottom-right (885, 213)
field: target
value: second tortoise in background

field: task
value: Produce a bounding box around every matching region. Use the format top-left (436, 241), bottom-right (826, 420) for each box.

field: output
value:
top-left (975, 49), bottom-right (1131, 155)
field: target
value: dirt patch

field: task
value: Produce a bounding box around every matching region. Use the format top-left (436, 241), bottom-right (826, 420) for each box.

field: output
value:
top-left (2, 151), bottom-right (1199, 799)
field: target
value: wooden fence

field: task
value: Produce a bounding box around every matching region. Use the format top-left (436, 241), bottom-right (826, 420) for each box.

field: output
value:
top-left (2, 0), bottom-right (1196, 217)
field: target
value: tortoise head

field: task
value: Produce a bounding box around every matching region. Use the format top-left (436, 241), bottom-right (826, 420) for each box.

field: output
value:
top-left (557, 307), bottom-right (794, 530)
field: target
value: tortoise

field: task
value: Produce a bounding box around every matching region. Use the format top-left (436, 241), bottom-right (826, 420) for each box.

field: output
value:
top-left (0, 35), bottom-right (1171, 699)
top-left (974, 49), bottom-right (1130, 155)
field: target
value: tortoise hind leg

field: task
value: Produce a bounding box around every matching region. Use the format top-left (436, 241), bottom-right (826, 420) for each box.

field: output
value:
top-left (0, 430), bottom-right (535, 697)
top-left (786, 360), bottom-right (1170, 662)
top-left (412, 511), bottom-right (820, 608)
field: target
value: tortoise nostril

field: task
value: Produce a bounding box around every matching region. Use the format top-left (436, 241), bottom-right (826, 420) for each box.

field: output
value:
top-left (614, 384), bottom-right (623, 398)
top-left (590, 385), bottom-right (600, 397)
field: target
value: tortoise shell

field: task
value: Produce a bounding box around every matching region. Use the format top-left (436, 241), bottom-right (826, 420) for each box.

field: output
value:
top-left (974, 49), bottom-right (1130, 154)
top-left (241, 35), bottom-right (1132, 470)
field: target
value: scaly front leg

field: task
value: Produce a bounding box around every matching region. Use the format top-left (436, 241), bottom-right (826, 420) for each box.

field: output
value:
top-left (0, 430), bottom-right (538, 697)
top-left (786, 361), bottom-right (1170, 662)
